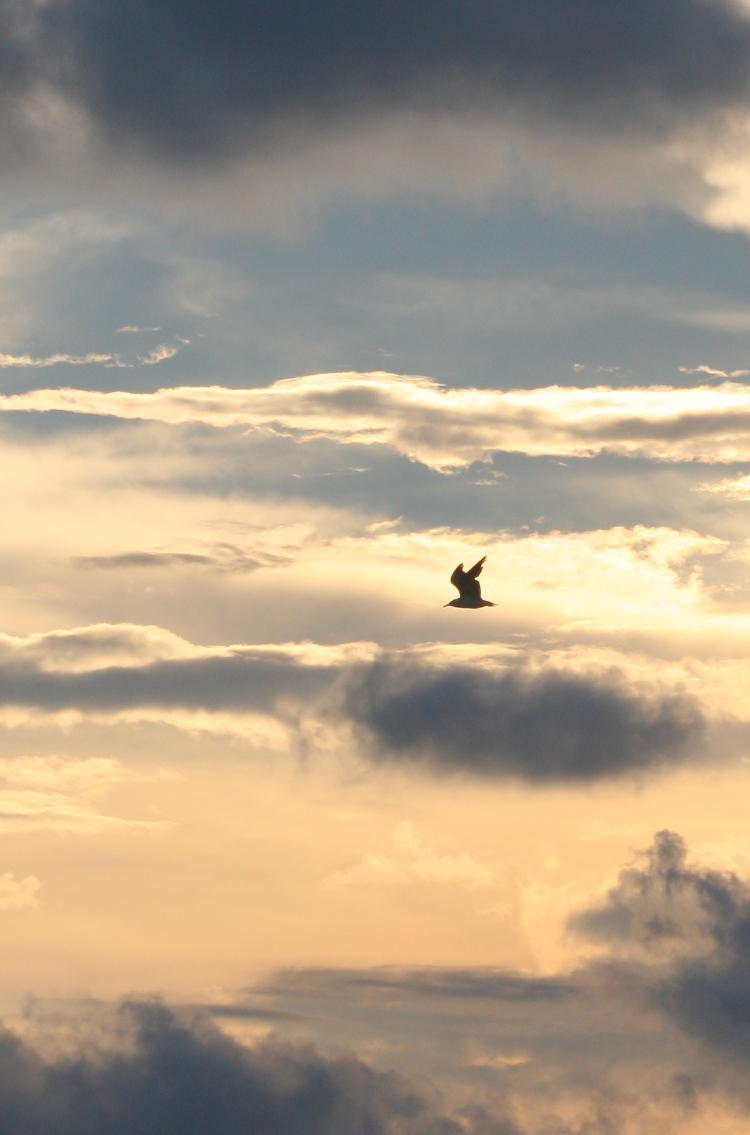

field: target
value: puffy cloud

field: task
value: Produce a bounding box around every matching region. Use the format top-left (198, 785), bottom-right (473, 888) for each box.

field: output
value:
top-left (568, 830), bottom-right (745, 957)
top-left (0, 872), bottom-right (39, 911)
top-left (325, 820), bottom-right (496, 889)
top-left (0, 998), bottom-right (515, 1135)
top-left (10, 373), bottom-right (750, 468)
top-left (343, 656), bottom-right (703, 782)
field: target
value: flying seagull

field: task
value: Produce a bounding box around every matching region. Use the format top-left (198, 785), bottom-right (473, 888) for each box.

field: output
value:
top-left (445, 555), bottom-right (496, 608)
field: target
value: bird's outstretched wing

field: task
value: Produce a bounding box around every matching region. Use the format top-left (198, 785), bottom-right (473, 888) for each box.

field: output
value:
top-left (466, 556), bottom-right (486, 580)
top-left (450, 556), bottom-right (486, 599)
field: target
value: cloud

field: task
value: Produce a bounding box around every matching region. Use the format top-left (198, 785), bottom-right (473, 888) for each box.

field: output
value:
top-left (0, 352), bottom-right (117, 368)
top-left (0, 346), bottom-right (182, 369)
top-left (325, 821), bottom-right (496, 889)
top-left (246, 833), bottom-right (750, 1128)
top-left (138, 343), bottom-right (181, 366)
top-left (4, 0), bottom-right (750, 227)
top-left (568, 830), bottom-right (745, 957)
top-left (343, 656), bottom-right (703, 782)
top-left (0, 998), bottom-right (518, 1135)
top-left (37, 0), bottom-right (750, 163)
top-left (72, 549), bottom-right (269, 573)
top-left (0, 872), bottom-right (39, 911)
top-left (0, 753), bottom-right (173, 835)
top-left (698, 473), bottom-right (750, 499)
top-left (564, 831), bottom-right (750, 1087)
top-left (9, 373), bottom-right (750, 468)
top-left (0, 624), bottom-right (708, 783)
top-left (678, 365), bottom-right (750, 380)
top-left (259, 966), bottom-right (573, 1004)
top-left (5, 834), bottom-right (750, 1134)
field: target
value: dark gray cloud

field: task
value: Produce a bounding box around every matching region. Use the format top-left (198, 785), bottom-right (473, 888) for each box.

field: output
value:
top-left (25, 0), bottom-right (750, 164)
top-left (0, 998), bottom-right (518, 1135)
top-left (343, 658), bottom-right (703, 782)
top-left (570, 831), bottom-right (750, 1080)
top-left (0, 1), bottom-right (36, 156)
top-left (0, 630), bottom-right (706, 782)
top-left (569, 830), bottom-right (744, 951)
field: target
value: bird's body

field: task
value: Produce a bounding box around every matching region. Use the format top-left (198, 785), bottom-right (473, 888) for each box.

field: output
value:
top-left (445, 555), bottom-right (496, 608)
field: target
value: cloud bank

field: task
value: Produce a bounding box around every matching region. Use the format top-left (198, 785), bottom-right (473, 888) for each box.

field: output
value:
top-left (0, 999), bottom-right (510, 1135)
top-left (40, 0), bottom-right (750, 163)
top-left (0, 623), bottom-right (706, 784)
top-left (9, 373), bottom-right (750, 467)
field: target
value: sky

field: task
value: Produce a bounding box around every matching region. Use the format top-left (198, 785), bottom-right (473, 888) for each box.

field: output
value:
top-left (7, 0), bottom-right (750, 1131)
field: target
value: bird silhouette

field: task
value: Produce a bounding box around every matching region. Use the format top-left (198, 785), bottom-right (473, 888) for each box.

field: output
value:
top-left (445, 555), bottom-right (496, 608)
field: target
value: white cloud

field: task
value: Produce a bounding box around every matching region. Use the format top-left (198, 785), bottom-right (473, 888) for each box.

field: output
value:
top-left (138, 343), bottom-right (181, 366)
top-left (0, 872), bottom-right (40, 911)
top-left (7, 372), bottom-right (750, 467)
top-left (0, 351), bottom-right (117, 368)
top-left (325, 821), bottom-right (496, 889)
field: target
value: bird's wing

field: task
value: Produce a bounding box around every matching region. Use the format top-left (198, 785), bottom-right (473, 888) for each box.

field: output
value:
top-left (450, 563), bottom-right (466, 592)
top-left (466, 556), bottom-right (486, 580)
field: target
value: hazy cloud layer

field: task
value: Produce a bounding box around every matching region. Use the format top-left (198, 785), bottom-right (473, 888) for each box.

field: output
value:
top-left (6, 834), bottom-right (750, 1135)
top-left (10, 374), bottom-right (750, 467)
top-left (244, 833), bottom-right (750, 1127)
top-left (0, 623), bottom-right (707, 783)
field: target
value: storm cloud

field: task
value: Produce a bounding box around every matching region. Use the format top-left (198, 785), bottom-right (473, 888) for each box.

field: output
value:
top-left (0, 998), bottom-right (516, 1135)
top-left (344, 657), bottom-right (703, 782)
top-left (35, 0), bottom-right (750, 162)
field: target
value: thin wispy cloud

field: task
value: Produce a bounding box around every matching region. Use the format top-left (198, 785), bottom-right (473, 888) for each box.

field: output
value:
top-left (0, 352), bottom-right (117, 368)
top-left (0, 344), bottom-right (183, 369)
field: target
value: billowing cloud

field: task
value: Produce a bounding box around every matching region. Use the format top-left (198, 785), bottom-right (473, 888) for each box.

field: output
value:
top-left (563, 831), bottom-right (750, 1088)
top-left (9, 374), bottom-right (750, 468)
top-left (0, 998), bottom-right (513, 1135)
top-left (568, 829), bottom-right (744, 957)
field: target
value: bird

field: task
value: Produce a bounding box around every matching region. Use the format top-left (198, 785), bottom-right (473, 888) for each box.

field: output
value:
top-left (444, 555), bottom-right (496, 608)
